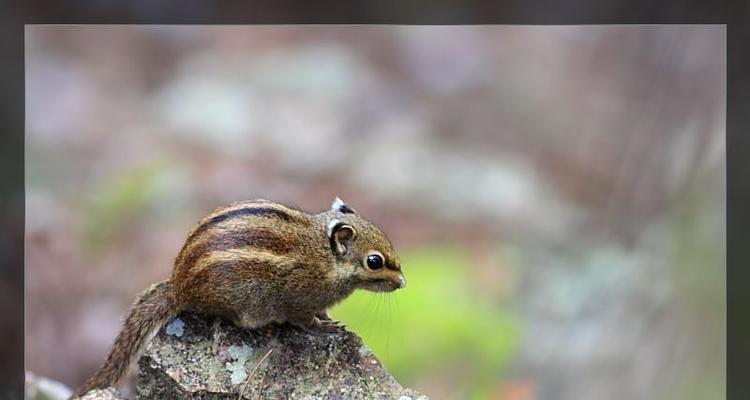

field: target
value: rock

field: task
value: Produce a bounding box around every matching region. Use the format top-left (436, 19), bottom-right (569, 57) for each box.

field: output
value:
top-left (78, 388), bottom-right (126, 400)
top-left (137, 312), bottom-right (429, 400)
top-left (25, 371), bottom-right (126, 400)
top-left (25, 371), bottom-right (74, 400)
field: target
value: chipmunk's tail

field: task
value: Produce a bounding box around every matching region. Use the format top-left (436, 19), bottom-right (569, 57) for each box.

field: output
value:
top-left (73, 280), bottom-right (176, 398)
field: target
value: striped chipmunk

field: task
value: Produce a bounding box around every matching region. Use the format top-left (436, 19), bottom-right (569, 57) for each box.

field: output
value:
top-left (74, 197), bottom-right (406, 397)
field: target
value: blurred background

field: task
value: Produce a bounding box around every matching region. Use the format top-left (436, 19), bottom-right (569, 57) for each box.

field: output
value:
top-left (25, 26), bottom-right (724, 400)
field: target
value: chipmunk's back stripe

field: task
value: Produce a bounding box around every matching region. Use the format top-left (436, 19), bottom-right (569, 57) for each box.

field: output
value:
top-left (179, 229), bottom-right (298, 269)
top-left (209, 207), bottom-right (294, 225)
top-left (188, 205), bottom-right (300, 242)
top-left (192, 249), bottom-right (296, 282)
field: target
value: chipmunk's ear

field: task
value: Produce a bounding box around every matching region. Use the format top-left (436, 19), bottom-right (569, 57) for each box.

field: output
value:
top-left (331, 197), bottom-right (356, 214)
top-left (327, 218), bottom-right (357, 256)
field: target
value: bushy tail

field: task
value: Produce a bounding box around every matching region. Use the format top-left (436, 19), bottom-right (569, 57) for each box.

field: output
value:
top-left (73, 280), bottom-right (176, 398)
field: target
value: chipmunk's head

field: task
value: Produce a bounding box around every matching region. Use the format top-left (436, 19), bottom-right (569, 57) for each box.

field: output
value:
top-left (324, 197), bottom-right (405, 292)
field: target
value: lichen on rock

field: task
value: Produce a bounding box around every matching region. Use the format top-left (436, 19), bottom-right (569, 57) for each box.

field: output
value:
top-left (78, 388), bottom-right (126, 400)
top-left (137, 312), bottom-right (429, 400)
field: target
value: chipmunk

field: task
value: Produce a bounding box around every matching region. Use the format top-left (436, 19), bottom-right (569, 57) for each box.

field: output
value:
top-left (74, 197), bottom-right (405, 397)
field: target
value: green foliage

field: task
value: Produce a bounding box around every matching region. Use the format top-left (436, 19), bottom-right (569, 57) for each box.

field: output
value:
top-left (667, 174), bottom-right (725, 400)
top-left (81, 160), bottom-right (172, 252)
top-left (331, 247), bottom-right (520, 397)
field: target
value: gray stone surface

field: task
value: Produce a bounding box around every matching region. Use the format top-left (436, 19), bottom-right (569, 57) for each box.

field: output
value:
top-left (137, 312), bottom-right (429, 400)
top-left (25, 372), bottom-right (74, 400)
top-left (25, 371), bottom-right (125, 400)
top-left (78, 388), bottom-right (126, 400)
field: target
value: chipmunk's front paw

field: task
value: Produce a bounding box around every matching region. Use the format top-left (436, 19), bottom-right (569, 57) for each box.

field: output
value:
top-left (292, 315), bottom-right (345, 336)
top-left (315, 311), bottom-right (333, 321)
top-left (316, 317), bottom-right (346, 334)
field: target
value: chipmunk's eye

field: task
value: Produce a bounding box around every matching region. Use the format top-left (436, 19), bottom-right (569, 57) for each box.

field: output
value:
top-left (365, 253), bottom-right (384, 270)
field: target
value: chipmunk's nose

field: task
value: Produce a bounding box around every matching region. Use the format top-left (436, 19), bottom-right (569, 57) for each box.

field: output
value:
top-left (398, 276), bottom-right (406, 289)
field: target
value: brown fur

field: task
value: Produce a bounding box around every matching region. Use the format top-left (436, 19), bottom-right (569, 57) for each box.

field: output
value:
top-left (74, 280), bottom-right (175, 397)
top-left (74, 199), bottom-right (405, 397)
